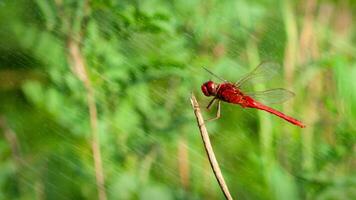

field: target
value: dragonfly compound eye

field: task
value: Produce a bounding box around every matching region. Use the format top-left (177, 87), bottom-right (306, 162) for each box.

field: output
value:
top-left (201, 81), bottom-right (215, 96)
top-left (201, 84), bottom-right (210, 96)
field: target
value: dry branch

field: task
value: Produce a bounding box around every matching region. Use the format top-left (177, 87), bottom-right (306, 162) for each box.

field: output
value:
top-left (0, 117), bottom-right (22, 164)
top-left (178, 135), bottom-right (190, 190)
top-left (0, 116), bottom-right (27, 197)
top-left (68, 39), bottom-right (107, 200)
top-left (190, 94), bottom-right (233, 200)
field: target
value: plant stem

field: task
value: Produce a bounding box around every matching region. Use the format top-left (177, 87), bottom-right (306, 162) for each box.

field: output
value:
top-left (0, 116), bottom-right (26, 198)
top-left (190, 94), bottom-right (233, 200)
top-left (178, 134), bottom-right (190, 190)
top-left (67, 39), bottom-right (107, 200)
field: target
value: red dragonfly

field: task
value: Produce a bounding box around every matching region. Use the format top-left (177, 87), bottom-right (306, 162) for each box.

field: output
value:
top-left (201, 61), bottom-right (305, 128)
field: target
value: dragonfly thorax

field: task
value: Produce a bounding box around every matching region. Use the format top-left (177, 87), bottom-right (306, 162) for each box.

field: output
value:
top-left (201, 81), bottom-right (218, 96)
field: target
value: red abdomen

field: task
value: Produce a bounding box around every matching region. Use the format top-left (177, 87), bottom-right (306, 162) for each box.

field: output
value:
top-left (215, 83), bottom-right (305, 128)
top-left (250, 101), bottom-right (306, 128)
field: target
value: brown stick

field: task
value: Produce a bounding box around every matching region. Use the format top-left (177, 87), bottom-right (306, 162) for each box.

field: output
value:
top-left (178, 135), bottom-right (190, 190)
top-left (0, 116), bottom-right (29, 197)
top-left (68, 40), bottom-right (107, 200)
top-left (0, 117), bottom-right (21, 165)
top-left (190, 94), bottom-right (233, 200)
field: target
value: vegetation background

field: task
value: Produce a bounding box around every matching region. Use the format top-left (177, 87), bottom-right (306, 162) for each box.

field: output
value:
top-left (0, 0), bottom-right (355, 199)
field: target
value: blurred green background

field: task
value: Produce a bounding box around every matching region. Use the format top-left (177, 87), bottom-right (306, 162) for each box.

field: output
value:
top-left (0, 0), bottom-right (355, 199)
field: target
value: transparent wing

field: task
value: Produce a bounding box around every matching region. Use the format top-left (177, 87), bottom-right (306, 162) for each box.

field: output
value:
top-left (235, 61), bottom-right (281, 87)
top-left (245, 88), bottom-right (295, 104)
top-left (203, 67), bottom-right (227, 82)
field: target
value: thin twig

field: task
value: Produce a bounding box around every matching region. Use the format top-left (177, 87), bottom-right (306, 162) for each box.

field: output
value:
top-left (190, 94), bottom-right (233, 200)
top-left (0, 117), bottom-right (22, 165)
top-left (67, 39), bottom-right (107, 200)
top-left (0, 116), bottom-right (27, 197)
top-left (178, 135), bottom-right (190, 190)
top-left (54, 1), bottom-right (106, 199)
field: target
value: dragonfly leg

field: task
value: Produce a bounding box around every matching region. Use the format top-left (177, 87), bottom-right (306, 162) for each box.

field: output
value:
top-left (206, 97), bottom-right (217, 110)
top-left (206, 100), bottom-right (221, 122)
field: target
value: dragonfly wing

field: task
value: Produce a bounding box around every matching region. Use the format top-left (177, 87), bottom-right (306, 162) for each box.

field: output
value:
top-left (245, 88), bottom-right (295, 104)
top-left (235, 61), bottom-right (281, 87)
top-left (203, 67), bottom-right (227, 82)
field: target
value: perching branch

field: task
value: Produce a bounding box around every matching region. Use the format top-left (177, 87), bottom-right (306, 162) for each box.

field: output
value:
top-left (190, 94), bottom-right (233, 200)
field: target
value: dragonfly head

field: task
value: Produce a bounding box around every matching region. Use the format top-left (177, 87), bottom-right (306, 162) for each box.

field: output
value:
top-left (201, 81), bottom-right (217, 96)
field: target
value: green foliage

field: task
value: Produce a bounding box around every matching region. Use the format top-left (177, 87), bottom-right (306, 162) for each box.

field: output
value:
top-left (0, 0), bottom-right (355, 199)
